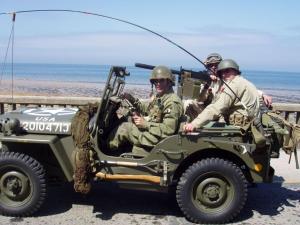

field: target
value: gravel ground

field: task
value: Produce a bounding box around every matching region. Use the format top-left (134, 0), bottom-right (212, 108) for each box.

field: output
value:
top-left (0, 151), bottom-right (300, 225)
top-left (0, 181), bottom-right (299, 225)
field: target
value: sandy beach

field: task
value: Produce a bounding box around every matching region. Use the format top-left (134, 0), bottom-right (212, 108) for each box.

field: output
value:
top-left (0, 79), bottom-right (152, 99)
top-left (0, 78), bottom-right (299, 103)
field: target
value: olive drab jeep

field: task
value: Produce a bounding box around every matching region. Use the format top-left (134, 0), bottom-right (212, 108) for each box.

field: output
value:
top-left (0, 64), bottom-right (298, 224)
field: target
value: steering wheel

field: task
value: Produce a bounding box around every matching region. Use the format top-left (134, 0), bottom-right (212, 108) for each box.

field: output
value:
top-left (108, 95), bottom-right (135, 120)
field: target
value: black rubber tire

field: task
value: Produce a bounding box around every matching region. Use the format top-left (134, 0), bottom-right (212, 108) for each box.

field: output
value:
top-left (176, 158), bottom-right (247, 224)
top-left (0, 152), bottom-right (46, 216)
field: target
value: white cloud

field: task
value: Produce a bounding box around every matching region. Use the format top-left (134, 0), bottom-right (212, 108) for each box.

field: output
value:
top-left (1, 27), bottom-right (299, 72)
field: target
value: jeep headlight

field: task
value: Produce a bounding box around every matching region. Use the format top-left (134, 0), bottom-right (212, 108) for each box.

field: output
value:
top-left (0, 118), bottom-right (21, 135)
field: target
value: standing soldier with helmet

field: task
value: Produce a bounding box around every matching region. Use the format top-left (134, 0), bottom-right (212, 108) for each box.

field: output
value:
top-left (184, 59), bottom-right (260, 131)
top-left (108, 65), bottom-right (184, 156)
top-left (185, 53), bottom-right (223, 120)
top-left (201, 52), bottom-right (223, 100)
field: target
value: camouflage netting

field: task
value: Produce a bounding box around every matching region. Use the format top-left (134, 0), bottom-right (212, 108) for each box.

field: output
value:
top-left (71, 103), bottom-right (98, 194)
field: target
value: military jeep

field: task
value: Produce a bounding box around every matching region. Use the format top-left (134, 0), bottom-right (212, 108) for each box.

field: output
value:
top-left (0, 65), bottom-right (287, 224)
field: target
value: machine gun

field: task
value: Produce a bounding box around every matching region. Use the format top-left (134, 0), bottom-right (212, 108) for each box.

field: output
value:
top-left (135, 63), bottom-right (211, 99)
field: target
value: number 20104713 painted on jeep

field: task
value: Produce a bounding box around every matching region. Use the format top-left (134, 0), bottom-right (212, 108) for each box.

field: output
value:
top-left (2, 107), bottom-right (78, 135)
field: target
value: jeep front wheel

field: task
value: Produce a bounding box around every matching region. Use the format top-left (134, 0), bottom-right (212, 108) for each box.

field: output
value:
top-left (176, 158), bottom-right (247, 224)
top-left (0, 152), bottom-right (46, 216)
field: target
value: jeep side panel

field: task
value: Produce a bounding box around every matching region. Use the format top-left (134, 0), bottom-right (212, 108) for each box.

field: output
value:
top-left (0, 134), bottom-right (75, 181)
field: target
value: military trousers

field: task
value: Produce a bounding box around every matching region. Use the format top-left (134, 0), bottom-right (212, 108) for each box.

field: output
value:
top-left (108, 122), bottom-right (159, 155)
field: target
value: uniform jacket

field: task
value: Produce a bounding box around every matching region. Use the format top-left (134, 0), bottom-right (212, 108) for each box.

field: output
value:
top-left (191, 75), bottom-right (260, 128)
top-left (135, 89), bottom-right (183, 143)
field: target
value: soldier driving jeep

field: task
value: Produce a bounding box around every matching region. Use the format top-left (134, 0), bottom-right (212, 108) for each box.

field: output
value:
top-left (108, 65), bottom-right (184, 156)
top-left (71, 65), bottom-right (184, 193)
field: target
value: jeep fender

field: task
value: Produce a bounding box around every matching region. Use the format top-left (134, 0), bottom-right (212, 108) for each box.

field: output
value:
top-left (0, 134), bottom-right (75, 181)
top-left (153, 135), bottom-right (272, 183)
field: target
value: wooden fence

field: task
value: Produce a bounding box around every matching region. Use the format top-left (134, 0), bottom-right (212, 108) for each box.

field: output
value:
top-left (0, 95), bottom-right (99, 114)
top-left (0, 95), bottom-right (299, 125)
top-left (272, 103), bottom-right (300, 124)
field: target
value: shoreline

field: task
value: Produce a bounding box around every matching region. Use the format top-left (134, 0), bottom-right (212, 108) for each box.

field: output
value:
top-left (0, 79), bottom-right (299, 103)
top-left (0, 79), bottom-right (152, 99)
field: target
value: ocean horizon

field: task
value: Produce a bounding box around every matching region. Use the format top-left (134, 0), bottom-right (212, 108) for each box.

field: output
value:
top-left (0, 63), bottom-right (299, 103)
top-left (1, 63), bottom-right (300, 89)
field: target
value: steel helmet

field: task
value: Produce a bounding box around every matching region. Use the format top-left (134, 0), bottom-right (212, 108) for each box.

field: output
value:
top-left (150, 65), bottom-right (175, 85)
top-left (204, 53), bottom-right (223, 65)
top-left (217, 59), bottom-right (241, 75)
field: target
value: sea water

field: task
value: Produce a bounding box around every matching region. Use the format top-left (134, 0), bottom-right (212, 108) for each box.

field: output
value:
top-left (1, 63), bottom-right (299, 102)
top-left (1, 63), bottom-right (149, 85)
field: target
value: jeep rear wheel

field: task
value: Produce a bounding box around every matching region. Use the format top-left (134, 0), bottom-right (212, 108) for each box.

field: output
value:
top-left (176, 158), bottom-right (247, 224)
top-left (0, 152), bottom-right (46, 216)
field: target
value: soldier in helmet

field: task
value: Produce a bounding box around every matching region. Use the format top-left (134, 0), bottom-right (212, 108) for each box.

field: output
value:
top-left (197, 53), bottom-right (223, 101)
top-left (184, 59), bottom-right (260, 132)
top-left (185, 53), bottom-right (272, 121)
top-left (205, 52), bottom-right (223, 79)
top-left (185, 53), bottom-right (223, 120)
top-left (203, 53), bottom-right (272, 106)
top-left (108, 65), bottom-right (183, 156)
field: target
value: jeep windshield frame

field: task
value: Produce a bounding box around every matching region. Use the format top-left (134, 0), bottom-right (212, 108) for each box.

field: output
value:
top-left (91, 66), bottom-right (129, 139)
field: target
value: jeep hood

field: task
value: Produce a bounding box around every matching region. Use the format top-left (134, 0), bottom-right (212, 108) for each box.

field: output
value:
top-left (0, 107), bottom-right (78, 135)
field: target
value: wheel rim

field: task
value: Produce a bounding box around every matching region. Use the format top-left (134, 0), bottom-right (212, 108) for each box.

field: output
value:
top-left (192, 173), bottom-right (234, 213)
top-left (0, 167), bottom-right (33, 207)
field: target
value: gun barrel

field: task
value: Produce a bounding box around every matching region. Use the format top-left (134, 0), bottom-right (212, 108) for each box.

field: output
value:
top-left (135, 62), bottom-right (181, 75)
top-left (135, 62), bottom-right (211, 83)
top-left (135, 63), bottom-right (155, 70)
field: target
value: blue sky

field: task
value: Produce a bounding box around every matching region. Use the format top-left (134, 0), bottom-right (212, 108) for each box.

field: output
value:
top-left (0, 0), bottom-right (299, 72)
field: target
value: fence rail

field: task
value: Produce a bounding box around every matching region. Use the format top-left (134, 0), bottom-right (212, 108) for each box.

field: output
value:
top-left (272, 103), bottom-right (300, 124)
top-left (0, 95), bottom-right (299, 124)
top-left (0, 95), bottom-right (99, 114)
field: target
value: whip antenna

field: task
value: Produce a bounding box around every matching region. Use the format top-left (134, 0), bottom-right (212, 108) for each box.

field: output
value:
top-left (0, 9), bottom-right (207, 67)
top-left (11, 12), bottom-right (16, 101)
top-left (0, 9), bottom-right (245, 110)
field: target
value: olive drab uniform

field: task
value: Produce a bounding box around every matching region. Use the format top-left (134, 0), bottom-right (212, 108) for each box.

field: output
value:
top-left (191, 75), bottom-right (260, 128)
top-left (108, 89), bottom-right (183, 155)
